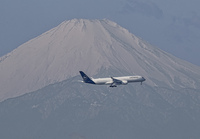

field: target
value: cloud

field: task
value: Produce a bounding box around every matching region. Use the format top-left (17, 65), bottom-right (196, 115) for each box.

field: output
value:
top-left (121, 0), bottom-right (163, 19)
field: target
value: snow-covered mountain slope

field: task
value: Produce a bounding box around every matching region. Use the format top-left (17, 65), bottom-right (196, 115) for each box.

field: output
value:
top-left (0, 19), bottom-right (200, 101)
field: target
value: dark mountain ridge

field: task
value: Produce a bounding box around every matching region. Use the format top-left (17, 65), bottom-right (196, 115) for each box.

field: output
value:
top-left (1, 19), bottom-right (200, 101)
top-left (1, 19), bottom-right (200, 139)
top-left (0, 76), bottom-right (200, 139)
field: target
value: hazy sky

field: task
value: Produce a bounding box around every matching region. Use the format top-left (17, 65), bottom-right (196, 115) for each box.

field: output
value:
top-left (1, 0), bottom-right (200, 66)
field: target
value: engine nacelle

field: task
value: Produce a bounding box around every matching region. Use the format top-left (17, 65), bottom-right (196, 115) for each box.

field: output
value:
top-left (121, 80), bottom-right (128, 85)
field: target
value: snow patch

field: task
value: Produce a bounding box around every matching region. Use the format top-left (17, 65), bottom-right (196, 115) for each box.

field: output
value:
top-left (0, 19), bottom-right (200, 101)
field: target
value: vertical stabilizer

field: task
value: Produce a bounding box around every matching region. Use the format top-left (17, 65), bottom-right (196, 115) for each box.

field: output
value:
top-left (79, 71), bottom-right (95, 84)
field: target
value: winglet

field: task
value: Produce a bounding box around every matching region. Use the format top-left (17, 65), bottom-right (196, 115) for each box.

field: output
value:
top-left (79, 71), bottom-right (95, 84)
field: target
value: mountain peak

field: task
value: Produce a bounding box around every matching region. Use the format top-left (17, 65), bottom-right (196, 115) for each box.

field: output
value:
top-left (0, 19), bottom-right (200, 101)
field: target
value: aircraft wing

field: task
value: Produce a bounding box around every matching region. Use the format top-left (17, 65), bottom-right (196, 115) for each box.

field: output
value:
top-left (111, 77), bottom-right (122, 84)
top-left (109, 77), bottom-right (123, 87)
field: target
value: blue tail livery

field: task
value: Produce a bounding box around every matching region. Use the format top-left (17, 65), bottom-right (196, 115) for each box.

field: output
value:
top-left (79, 71), bottom-right (145, 87)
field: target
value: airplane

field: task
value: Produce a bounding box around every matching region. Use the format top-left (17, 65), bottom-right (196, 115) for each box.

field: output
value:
top-left (79, 71), bottom-right (146, 87)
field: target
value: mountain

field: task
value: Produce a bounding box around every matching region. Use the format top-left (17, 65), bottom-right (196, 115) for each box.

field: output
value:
top-left (0, 76), bottom-right (200, 139)
top-left (1, 19), bottom-right (200, 139)
top-left (0, 19), bottom-right (200, 102)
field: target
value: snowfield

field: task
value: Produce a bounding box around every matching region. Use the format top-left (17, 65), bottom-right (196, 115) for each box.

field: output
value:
top-left (0, 19), bottom-right (200, 101)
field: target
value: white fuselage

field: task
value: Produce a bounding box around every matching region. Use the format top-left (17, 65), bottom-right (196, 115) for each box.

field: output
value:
top-left (92, 76), bottom-right (145, 85)
top-left (79, 71), bottom-right (146, 87)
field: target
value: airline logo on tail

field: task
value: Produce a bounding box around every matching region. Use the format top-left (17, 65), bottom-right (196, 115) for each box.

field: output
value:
top-left (79, 71), bottom-right (95, 84)
top-left (79, 71), bottom-right (146, 87)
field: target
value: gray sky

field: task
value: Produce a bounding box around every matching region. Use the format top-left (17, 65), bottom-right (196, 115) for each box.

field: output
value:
top-left (1, 0), bottom-right (200, 66)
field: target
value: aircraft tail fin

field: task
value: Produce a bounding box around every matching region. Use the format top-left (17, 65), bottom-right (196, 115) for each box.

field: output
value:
top-left (79, 71), bottom-right (95, 84)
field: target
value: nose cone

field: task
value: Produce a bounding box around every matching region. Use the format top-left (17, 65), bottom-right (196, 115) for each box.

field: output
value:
top-left (142, 77), bottom-right (146, 81)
